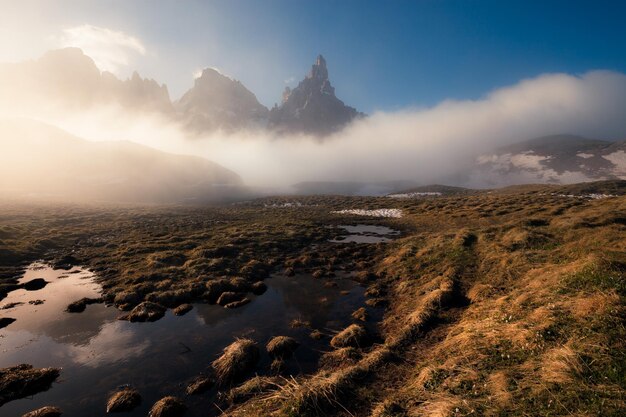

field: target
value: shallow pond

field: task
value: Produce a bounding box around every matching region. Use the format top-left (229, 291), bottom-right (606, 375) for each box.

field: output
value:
top-left (330, 224), bottom-right (401, 244)
top-left (0, 263), bottom-right (367, 416)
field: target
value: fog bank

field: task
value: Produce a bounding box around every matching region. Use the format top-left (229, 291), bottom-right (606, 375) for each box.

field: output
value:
top-left (2, 70), bottom-right (626, 190)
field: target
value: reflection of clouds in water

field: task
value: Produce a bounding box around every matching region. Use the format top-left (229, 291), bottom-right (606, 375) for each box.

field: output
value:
top-left (65, 321), bottom-right (150, 367)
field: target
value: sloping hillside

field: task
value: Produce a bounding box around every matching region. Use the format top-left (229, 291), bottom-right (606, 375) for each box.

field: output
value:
top-left (469, 135), bottom-right (626, 186)
top-left (0, 119), bottom-right (244, 203)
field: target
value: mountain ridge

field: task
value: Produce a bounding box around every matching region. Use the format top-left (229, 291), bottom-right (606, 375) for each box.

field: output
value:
top-left (0, 48), bottom-right (362, 136)
top-left (0, 118), bottom-right (245, 203)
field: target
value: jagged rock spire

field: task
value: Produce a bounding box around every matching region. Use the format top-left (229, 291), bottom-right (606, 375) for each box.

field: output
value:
top-left (309, 54), bottom-right (328, 81)
top-left (269, 54), bottom-right (362, 135)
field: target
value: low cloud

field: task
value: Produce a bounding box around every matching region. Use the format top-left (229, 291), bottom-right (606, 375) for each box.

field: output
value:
top-left (54, 24), bottom-right (146, 74)
top-left (2, 68), bottom-right (626, 191)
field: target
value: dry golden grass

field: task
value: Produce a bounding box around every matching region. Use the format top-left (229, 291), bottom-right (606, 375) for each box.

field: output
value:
top-left (226, 183), bottom-right (625, 416)
top-left (212, 338), bottom-right (260, 386)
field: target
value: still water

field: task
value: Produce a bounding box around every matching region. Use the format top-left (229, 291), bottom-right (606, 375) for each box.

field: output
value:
top-left (330, 224), bottom-right (401, 244)
top-left (0, 263), bottom-right (365, 416)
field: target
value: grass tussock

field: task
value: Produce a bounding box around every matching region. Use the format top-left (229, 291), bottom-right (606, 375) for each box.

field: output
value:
top-left (212, 338), bottom-right (260, 386)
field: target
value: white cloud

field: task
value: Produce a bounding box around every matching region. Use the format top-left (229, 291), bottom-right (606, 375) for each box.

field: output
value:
top-left (55, 24), bottom-right (146, 74)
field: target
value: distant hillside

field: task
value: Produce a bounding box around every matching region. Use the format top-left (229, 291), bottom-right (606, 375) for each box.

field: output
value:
top-left (466, 134), bottom-right (626, 187)
top-left (0, 119), bottom-right (244, 203)
top-left (292, 180), bottom-right (419, 196)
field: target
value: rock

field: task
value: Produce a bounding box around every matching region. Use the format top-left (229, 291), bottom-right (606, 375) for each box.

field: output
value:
top-left (148, 396), bottom-right (186, 417)
top-left (212, 338), bottom-right (259, 385)
top-left (173, 304), bottom-right (193, 316)
top-left (224, 298), bottom-right (251, 309)
top-left (330, 324), bottom-right (367, 348)
top-left (22, 406), bottom-right (62, 417)
top-left (66, 297), bottom-right (102, 313)
top-left (268, 55), bottom-right (362, 135)
top-left (266, 336), bottom-right (300, 359)
top-left (21, 278), bottom-right (48, 291)
top-left (250, 281), bottom-right (267, 295)
top-left (29, 299), bottom-right (44, 305)
top-left (284, 267), bottom-right (295, 277)
top-left (186, 376), bottom-right (213, 395)
top-left (176, 67), bottom-right (269, 134)
top-left (0, 317), bottom-right (16, 329)
top-left (0, 364), bottom-right (60, 406)
top-left (106, 387), bottom-right (141, 413)
top-left (118, 301), bottom-right (166, 322)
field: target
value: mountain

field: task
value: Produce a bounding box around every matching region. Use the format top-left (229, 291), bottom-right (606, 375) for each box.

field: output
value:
top-left (268, 55), bottom-right (362, 135)
top-left (175, 68), bottom-right (269, 133)
top-left (0, 119), bottom-right (244, 203)
top-left (467, 134), bottom-right (626, 186)
top-left (0, 48), bottom-right (173, 115)
top-left (0, 49), bottom-right (362, 136)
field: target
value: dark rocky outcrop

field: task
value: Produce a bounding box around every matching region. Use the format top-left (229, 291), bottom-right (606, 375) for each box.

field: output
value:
top-left (176, 68), bottom-right (268, 133)
top-left (269, 55), bottom-right (362, 135)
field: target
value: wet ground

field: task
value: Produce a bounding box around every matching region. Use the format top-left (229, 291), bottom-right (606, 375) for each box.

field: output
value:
top-left (0, 264), bottom-right (369, 416)
top-left (330, 224), bottom-right (401, 244)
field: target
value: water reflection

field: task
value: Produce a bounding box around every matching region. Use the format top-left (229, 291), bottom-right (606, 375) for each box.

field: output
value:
top-left (330, 224), bottom-right (400, 243)
top-left (0, 264), bottom-right (365, 417)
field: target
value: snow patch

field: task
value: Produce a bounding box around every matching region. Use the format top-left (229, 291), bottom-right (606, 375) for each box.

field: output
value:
top-left (387, 192), bottom-right (442, 198)
top-left (576, 152), bottom-right (594, 159)
top-left (332, 209), bottom-right (403, 218)
top-left (551, 193), bottom-right (617, 200)
top-left (602, 151), bottom-right (626, 177)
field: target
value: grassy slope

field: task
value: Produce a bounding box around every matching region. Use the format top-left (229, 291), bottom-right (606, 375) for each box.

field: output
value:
top-left (227, 183), bottom-right (626, 416)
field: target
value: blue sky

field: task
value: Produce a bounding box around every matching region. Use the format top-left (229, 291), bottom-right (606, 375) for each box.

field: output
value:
top-left (2, 0), bottom-right (626, 113)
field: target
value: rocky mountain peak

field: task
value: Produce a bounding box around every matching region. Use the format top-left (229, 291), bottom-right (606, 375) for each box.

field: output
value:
top-left (309, 54), bottom-right (328, 81)
top-left (175, 67), bottom-right (269, 133)
top-left (268, 54), bottom-right (361, 135)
